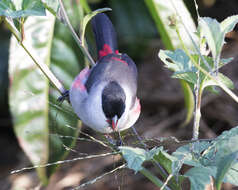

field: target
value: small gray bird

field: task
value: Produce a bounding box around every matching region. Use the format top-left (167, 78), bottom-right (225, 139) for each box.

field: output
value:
top-left (69, 13), bottom-right (141, 133)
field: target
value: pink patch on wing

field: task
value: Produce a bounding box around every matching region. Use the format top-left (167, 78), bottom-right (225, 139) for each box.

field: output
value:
top-left (111, 57), bottom-right (128, 66)
top-left (72, 67), bottom-right (90, 91)
top-left (73, 79), bottom-right (86, 91)
top-left (134, 98), bottom-right (141, 113)
top-left (115, 50), bottom-right (119, 54)
top-left (99, 44), bottom-right (113, 58)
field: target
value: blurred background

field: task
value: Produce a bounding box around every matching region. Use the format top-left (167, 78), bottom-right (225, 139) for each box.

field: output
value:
top-left (1, 0), bottom-right (238, 189)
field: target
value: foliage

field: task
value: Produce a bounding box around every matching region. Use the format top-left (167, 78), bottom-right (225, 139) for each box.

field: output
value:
top-left (2, 0), bottom-right (238, 189)
top-left (5, 0), bottom-right (86, 184)
top-left (145, 0), bottom-right (196, 127)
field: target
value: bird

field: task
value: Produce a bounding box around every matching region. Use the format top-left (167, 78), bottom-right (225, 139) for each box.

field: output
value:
top-left (69, 13), bottom-right (141, 134)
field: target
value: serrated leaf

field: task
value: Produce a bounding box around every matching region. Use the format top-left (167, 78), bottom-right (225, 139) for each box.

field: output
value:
top-left (159, 49), bottom-right (197, 84)
top-left (119, 146), bottom-right (147, 172)
top-left (224, 162), bottom-right (238, 185)
top-left (0, 0), bottom-right (46, 18)
top-left (215, 151), bottom-right (238, 190)
top-left (80, 8), bottom-right (111, 47)
top-left (202, 126), bottom-right (238, 166)
top-left (173, 141), bottom-right (211, 168)
top-left (199, 15), bottom-right (238, 65)
top-left (199, 126), bottom-right (238, 186)
top-left (202, 73), bottom-right (234, 91)
top-left (199, 17), bottom-right (222, 62)
top-left (119, 146), bottom-right (162, 172)
top-left (185, 166), bottom-right (214, 190)
top-left (221, 15), bottom-right (238, 34)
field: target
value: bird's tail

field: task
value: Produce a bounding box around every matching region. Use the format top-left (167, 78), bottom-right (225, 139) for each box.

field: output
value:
top-left (92, 13), bottom-right (118, 59)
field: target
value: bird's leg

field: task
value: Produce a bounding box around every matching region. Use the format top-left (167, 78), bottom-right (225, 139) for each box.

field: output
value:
top-left (131, 126), bottom-right (148, 149)
top-left (57, 90), bottom-right (70, 103)
top-left (117, 131), bottom-right (124, 146)
top-left (104, 134), bottom-right (118, 146)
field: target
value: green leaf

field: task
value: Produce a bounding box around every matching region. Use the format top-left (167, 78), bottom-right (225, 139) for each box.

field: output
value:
top-left (185, 166), bottom-right (213, 190)
top-left (159, 49), bottom-right (197, 84)
top-left (199, 17), bottom-right (222, 62)
top-left (154, 150), bottom-right (181, 175)
top-left (200, 126), bottom-right (238, 186)
top-left (215, 151), bottom-right (238, 190)
top-left (146, 0), bottom-right (196, 127)
top-left (202, 73), bottom-right (234, 91)
top-left (179, 80), bottom-right (194, 127)
top-left (145, 0), bottom-right (196, 50)
top-left (119, 146), bottom-right (147, 172)
top-left (9, 14), bottom-right (55, 184)
top-left (224, 162), bottom-right (238, 185)
top-left (221, 15), bottom-right (238, 35)
top-left (80, 8), bottom-right (111, 47)
top-left (42, 0), bottom-right (59, 16)
top-left (0, 0), bottom-right (46, 18)
top-left (9, 8), bottom-right (84, 184)
top-left (119, 146), bottom-right (162, 172)
top-left (202, 126), bottom-right (238, 166)
top-left (159, 49), bottom-right (234, 91)
top-left (58, 0), bottom-right (84, 29)
top-left (140, 168), bottom-right (167, 189)
top-left (199, 15), bottom-right (238, 64)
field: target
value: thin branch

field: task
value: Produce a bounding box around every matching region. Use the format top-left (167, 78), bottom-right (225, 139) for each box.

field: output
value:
top-left (5, 18), bottom-right (66, 95)
top-left (161, 174), bottom-right (173, 190)
top-left (58, 0), bottom-right (96, 66)
top-left (193, 0), bottom-right (200, 19)
top-left (11, 152), bottom-right (119, 174)
top-left (71, 164), bottom-right (126, 190)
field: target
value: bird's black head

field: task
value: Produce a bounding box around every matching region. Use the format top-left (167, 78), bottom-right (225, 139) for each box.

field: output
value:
top-left (102, 81), bottom-right (126, 129)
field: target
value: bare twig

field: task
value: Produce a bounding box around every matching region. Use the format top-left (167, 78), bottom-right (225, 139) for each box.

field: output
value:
top-left (71, 164), bottom-right (126, 190)
top-left (5, 18), bottom-right (67, 95)
top-left (11, 152), bottom-right (119, 174)
top-left (58, 0), bottom-right (96, 66)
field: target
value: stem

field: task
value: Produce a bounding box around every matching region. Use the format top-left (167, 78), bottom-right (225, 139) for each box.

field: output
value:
top-left (192, 34), bottom-right (203, 141)
top-left (58, 0), bottom-right (96, 67)
top-left (193, 0), bottom-right (200, 19)
top-left (161, 174), bottom-right (173, 190)
top-left (4, 18), bottom-right (66, 95)
top-left (193, 84), bottom-right (202, 140)
top-left (140, 167), bottom-right (171, 190)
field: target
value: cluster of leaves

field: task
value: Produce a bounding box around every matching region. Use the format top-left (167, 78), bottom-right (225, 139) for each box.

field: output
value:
top-left (159, 15), bottom-right (238, 95)
top-left (121, 126), bottom-right (238, 190)
top-left (120, 0), bottom-right (238, 189)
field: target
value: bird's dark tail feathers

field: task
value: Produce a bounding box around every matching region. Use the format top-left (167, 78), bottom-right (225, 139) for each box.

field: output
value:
top-left (92, 13), bottom-right (118, 59)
